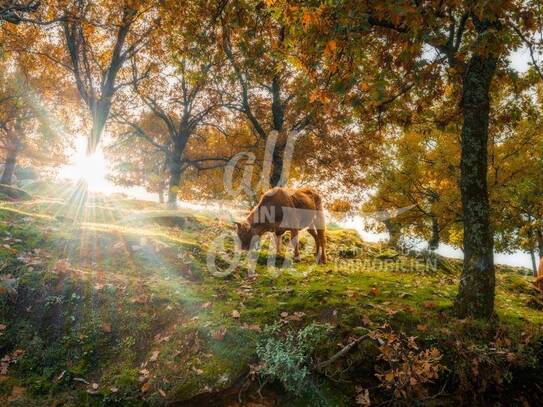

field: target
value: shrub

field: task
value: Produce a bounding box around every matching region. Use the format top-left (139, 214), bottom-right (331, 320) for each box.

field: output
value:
top-left (256, 322), bottom-right (331, 393)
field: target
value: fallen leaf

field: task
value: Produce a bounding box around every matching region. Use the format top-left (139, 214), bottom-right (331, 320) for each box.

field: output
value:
top-left (53, 259), bottom-right (71, 273)
top-left (422, 301), bottom-right (437, 309)
top-left (132, 294), bottom-right (149, 304)
top-left (149, 351), bottom-right (160, 362)
top-left (101, 322), bottom-right (112, 333)
top-left (242, 323), bottom-right (261, 332)
top-left (417, 324), bottom-right (428, 332)
top-left (8, 385), bottom-right (25, 401)
top-left (158, 388), bottom-right (167, 398)
top-left (355, 386), bottom-right (371, 406)
top-left (141, 382), bottom-right (152, 393)
top-left (212, 327), bottom-right (227, 340)
top-left (55, 370), bottom-right (66, 383)
top-left (386, 309), bottom-right (398, 316)
top-left (369, 287), bottom-right (380, 296)
top-left (231, 310), bottom-right (240, 318)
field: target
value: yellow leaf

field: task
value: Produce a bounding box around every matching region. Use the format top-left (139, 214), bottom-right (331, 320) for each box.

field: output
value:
top-left (325, 40), bottom-right (337, 53)
top-left (359, 82), bottom-right (370, 92)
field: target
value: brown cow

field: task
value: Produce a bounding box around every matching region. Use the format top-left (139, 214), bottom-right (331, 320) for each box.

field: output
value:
top-left (235, 187), bottom-right (327, 264)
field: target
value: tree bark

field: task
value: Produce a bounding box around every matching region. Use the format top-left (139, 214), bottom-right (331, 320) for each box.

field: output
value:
top-left (269, 74), bottom-right (286, 188)
top-left (428, 214), bottom-right (440, 251)
top-left (536, 228), bottom-right (543, 260)
top-left (167, 153), bottom-right (182, 208)
top-left (167, 128), bottom-right (190, 208)
top-left (158, 189), bottom-right (164, 204)
top-left (454, 54), bottom-right (497, 319)
top-left (1, 146), bottom-right (19, 185)
top-left (530, 248), bottom-right (538, 277)
top-left (270, 144), bottom-right (285, 187)
top-left (384, 219), bottom-right (401, 249)
top-left (89, 100), bottom-right (112, 154)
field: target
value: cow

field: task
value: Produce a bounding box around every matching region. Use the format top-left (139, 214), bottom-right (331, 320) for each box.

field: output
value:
top-left (234, 187), bottom-right (327, 264)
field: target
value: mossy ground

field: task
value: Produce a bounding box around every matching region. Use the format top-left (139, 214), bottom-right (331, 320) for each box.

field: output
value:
top-left (0, 185), bottom-right (542, 406)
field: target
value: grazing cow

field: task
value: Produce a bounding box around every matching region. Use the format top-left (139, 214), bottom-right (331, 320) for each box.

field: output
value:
top-left (234, 187), bottom-right (327, 264)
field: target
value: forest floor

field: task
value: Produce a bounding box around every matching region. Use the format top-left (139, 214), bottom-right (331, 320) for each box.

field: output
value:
top-left (0, 182), bottom-right (543, 406)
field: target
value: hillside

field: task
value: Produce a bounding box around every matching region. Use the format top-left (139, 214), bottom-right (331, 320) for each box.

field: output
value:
top-left (0, 187), bottom-right (542, 406)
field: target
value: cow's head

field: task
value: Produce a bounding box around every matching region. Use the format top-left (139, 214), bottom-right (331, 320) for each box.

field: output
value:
top-left (234, 221), bottom-right (257, 250)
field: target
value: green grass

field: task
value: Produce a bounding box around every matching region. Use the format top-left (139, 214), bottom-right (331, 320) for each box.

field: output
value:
top-left (0, 190), bottom-right (542, 405)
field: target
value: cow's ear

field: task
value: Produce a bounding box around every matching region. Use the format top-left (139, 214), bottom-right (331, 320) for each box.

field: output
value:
top-left (233, 221), bottom-right (242, 230)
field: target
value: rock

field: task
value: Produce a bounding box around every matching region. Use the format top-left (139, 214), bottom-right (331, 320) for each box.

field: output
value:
top-left (375, 249), bottom-right (400, 260)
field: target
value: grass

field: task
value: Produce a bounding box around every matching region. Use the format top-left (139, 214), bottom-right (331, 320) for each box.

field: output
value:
top-left (0, 184), bottom-right (542, 405)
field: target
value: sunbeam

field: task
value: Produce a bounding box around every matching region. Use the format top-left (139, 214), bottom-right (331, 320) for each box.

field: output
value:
top-left (59, 137), bottom-right (111, 193)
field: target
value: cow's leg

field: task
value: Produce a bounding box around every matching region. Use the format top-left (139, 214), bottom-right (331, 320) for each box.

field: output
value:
top-left (314, 207), bottom-right (327, 264)
top-left (290, 229), bottom-right (301, 262)
top-left (274, 232), bottom-right (284, 257)
top-left (317, 228), bottom-right (327, 264)
top-left (307, 226), bottom-right (320, 260)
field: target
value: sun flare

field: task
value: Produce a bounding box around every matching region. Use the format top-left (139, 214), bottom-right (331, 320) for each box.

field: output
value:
top-left (59, 137), bottom-right (110, 192)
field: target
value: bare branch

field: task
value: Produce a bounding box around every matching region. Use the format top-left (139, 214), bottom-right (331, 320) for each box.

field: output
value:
top-left (510, 22), bottom-right (543, 81)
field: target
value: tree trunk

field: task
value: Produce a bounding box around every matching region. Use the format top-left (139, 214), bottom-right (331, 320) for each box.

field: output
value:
top-left (530, 248), bottom-right (538, 277)
top-left (167, 129), bottom-right (190, 208)
top-left (270, 144), bottom-right (285, 187)
top-left (88, 99), bottom-right (112, 154)
top-left (1, 147), bottom-right (18, 185)
top-left (158, 189), bottom-right (165, 204)
top-left (428, 215), bottom-right (440, 251)
top-left (269, 72), bottom-right (286, 188)
top-left (454, 54), bottom-right (497, 319)
top-left (384, 219), bottom-right (401, 249)
top-left (167, 153), bottom-right (182, 208)
top-left (536, 228), bottom-right (543, 261)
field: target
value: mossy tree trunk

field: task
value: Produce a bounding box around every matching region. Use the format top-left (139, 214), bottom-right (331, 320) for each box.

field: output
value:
top-left (454, 53), bottom-right (497, 319)
top-left (536, 228), bottom-right (543, 262)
